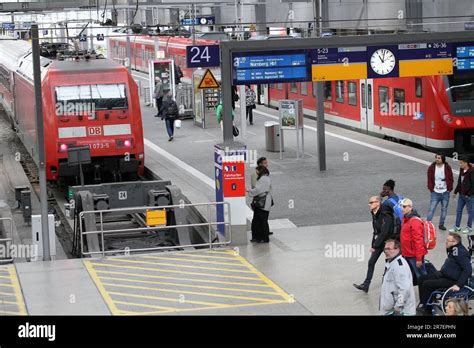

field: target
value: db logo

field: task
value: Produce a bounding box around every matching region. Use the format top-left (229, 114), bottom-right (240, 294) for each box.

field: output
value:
top-left (88, 126), bottom-right (102, 136)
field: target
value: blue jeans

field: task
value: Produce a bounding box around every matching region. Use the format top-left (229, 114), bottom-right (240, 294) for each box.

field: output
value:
top-left (427, 191), bottom-right (449, 226)
top-left (455, 194), bottom-right (473, 228)
top-left (404, 256), bottom-right (427, 283)
top-left (165, 118), bottom-right (174, 138)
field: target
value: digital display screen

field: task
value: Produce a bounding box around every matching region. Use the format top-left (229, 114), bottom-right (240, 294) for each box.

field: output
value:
top-left (457, 59), bottom-right (474, 70)
top-left (456, 46), bottom-right (474, 58)
top-left (232, 51), bottom-right (311, 85)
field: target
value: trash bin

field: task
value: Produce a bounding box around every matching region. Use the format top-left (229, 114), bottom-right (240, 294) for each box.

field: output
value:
top-left (264, 121), bottom-right (283, 152)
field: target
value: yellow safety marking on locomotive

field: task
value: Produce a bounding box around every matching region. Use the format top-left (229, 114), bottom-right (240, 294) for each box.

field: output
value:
top-left (0, 265), bottom-right (27, 315)
top-left (85, 250), bottom-right (294, 315)
top-left (106, 257), bottom-right (255, 273)
top-left (94, 269), bottom-right (272, 288)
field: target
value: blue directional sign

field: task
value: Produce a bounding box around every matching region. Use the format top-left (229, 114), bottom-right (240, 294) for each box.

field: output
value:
top-left (232, 50), bottom-right (311, 85)
top-left (454, 42), bottom-right (474, 74)
top-left (2, 22), bottom-right (15, 30)
top-left (180, 16), bottom-right (215, 26)
top-left (186, 44), bottom-right (220, 68)
top-left (79, 34), bottom-right (87, 42)
top-left (96, 33), bottom-right (105, 41)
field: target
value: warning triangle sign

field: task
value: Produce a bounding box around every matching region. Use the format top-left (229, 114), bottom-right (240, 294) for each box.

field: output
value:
top-left (197, 69), bottom-right (220, 89)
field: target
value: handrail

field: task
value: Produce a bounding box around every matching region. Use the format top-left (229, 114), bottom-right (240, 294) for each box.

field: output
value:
top-left (0, 217), bottom-right (14, 263)
top-left (79, 201), bottom-right (231, 257)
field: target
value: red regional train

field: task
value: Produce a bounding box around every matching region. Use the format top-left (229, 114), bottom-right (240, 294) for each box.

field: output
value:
top-left (107, 34), bottom-right (473, 154)
top-left (0, 39), bottom-right (145, 183)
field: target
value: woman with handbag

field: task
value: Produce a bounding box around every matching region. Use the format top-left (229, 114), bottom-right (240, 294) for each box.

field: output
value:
top-left (245, 85), bottom-right (256, 125)
top-left (248, 165), bottom-right (272, 243)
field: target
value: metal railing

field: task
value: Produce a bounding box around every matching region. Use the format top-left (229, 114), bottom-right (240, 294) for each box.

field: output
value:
top-left (0, 217), bottom-right (14, 263)
top-left (79, 201), bottom-right (231, 257)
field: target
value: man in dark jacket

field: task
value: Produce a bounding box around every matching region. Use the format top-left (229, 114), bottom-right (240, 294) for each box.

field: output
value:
top-left (417, 232), bottom-right (472, 314)
top-left (160, 92), bottom-right (179, 141)
top-left (450, 155), bottom-right (473, 234)
top-left (427, 153), bottom-right (454, 231)
top-left (354, 196), bottom-right (394, 293)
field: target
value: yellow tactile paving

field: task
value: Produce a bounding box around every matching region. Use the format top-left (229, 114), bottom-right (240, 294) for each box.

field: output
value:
top-left (84, 250), bottom-right (293, 315)
top-left (0, 265), bottom-right (27, 315)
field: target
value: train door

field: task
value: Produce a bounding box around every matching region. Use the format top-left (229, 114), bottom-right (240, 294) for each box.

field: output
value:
top-left (360, 79), bottom-right (374, 133)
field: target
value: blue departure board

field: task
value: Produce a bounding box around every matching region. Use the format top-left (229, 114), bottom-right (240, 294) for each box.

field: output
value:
top-left (457, 46), bottom-right (474, 58)
top-left (232, 50), bottom-right (311, 85)
top-left (454, 42), bottom-right (474, 74)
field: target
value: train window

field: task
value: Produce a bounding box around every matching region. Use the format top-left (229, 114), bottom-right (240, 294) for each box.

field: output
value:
top-left (269, 84), bottom-right (274, 89)
top-left (378, 86), bottom-right (389, 113)
top-left (447, 75), bottom-right (474, 102)
top-left (368, 84), bottom-right (372, 110)
top-left (55, 84), bottom-right (128, 111)
top-left (348, 82), bottom-right (357, 106)
top-left (415, 78), bottom-right (422, 98)
top-left (361, 83), bottom-right (366, 108)
top-left (277, 83), bottom-right (283, 90)
top-left (394, 88), bottom-right (406, 115)
top-left (300, 82), bottom-right (308, 96)
top-left (324, 81), bottom-right (332, 100)
top-left (290, 83), bottom-right (298, 94)
top-left (335, 81), bottom-right (344, 103)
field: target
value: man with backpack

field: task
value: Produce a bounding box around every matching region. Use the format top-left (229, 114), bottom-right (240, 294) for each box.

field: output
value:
top-left (450, 155), bottom-right (473, 234)
top-left (416, 232), bottom-right (472, 315)
top-left (160, 92), bottom-right (179, 141)
top-left (400, 198), bottom-right (428, 283)
top-left (354, 196), bottom-right (395, 293)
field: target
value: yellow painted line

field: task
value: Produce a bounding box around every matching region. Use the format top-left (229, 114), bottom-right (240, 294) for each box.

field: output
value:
top-left (0, 283), bottom-right (14, 288)
top-left (165, 252), bottom-right (241, 261)
top-left (83, 260), bottom-right (123, 315)
top-left (0, 275), bottom-right (13, 278)
top-left (7, 266), bottom-right (27, 315)
top-left (107, 291), bottom-right (228, 308)
top-left (0, 310), bottom-right (23, 315)
top-left (106, 258), bottom-right (255, 274)
top-left (139, 255), bottom-right (248, 267)
top-left (99, 276), bottom-right (283, 296)
top-left (114, 300), bottom-right (175, 312)
top-left (90, 262), bottom-right (262, 281)
top-left (123, 299), bottom-right (291, 315)
top-left (101, 282), bottom-right (281, 303)
top-left (0, 291), bottom-right (15, 296)
top-left (235, 255), bottom-right (291, 302)
top-left (94, 269), bottom-right (272, 288)
top-left (0, 300), bottom-right (20, 305)
top-left (206, 250), bottom-right (235, 255)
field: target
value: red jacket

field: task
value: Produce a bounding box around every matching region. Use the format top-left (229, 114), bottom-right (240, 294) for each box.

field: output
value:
top-left (401, 212), bottom-right (427, 261)
top-left (427, 162), bottom-right (454, 192)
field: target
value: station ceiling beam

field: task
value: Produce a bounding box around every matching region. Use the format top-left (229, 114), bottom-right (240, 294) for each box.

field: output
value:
top-left (0, 1), bottom-right (97, 13)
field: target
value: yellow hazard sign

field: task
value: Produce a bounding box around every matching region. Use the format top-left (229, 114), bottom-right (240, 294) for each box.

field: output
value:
top-left (197, 69), bottom-right (220, 89)
top-left (146, 209), bottom-right (167, 227)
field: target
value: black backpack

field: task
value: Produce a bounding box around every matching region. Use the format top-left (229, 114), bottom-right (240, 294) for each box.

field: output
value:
top-left (166, 101), bottom-right (179, 118)
top-left (391, 209), bottom-right (401, 241)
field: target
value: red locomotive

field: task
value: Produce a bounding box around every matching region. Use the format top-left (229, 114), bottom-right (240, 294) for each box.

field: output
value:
top-left (0, 39), bottom-right (145, 183)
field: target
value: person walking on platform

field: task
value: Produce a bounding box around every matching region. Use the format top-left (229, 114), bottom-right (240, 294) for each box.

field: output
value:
top-left (400, 198), bottom-right (427, 283)
top-left (154, 77), bottom-right (164, 118)
top-left (354, 196), bottom-right (394, 293)
top-left (381, 179), bottom-right (400, 209)
top-left (160, 92), bottom-right (179, 141)
top-left (416, 232), bottom-right (472, 315)
top-left (427, 153), bottom-right (454, 231)
top-left (245, 85), bottom-right (256, 125)
top-left (450, 155), bottom-right (473, 234)
top-left (248, 165), bottom-right (273, 243)
top-left (379, 239), bottom-right (416, 316)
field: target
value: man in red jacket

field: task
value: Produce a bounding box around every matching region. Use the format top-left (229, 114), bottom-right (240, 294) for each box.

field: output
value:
top-left (426, 153), bottom-right (454, 231)
top-left (400, 198), bottom-right (427, 284)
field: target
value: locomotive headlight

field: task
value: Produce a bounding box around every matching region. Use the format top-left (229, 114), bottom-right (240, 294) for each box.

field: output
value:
top-left (58, 143), bottom-right (68, 152)
top-left (116, 138), bottom-right (133, 149)
top-left (455, 119), bottom-right (462, 126)
top-left (124, 139), bottom-right (132, 148)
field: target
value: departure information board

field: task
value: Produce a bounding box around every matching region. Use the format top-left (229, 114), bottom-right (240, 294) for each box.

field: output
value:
top-left (455, 43), bottom-right (474, 72)
top-left (232, 51), bottom-right (311, 85)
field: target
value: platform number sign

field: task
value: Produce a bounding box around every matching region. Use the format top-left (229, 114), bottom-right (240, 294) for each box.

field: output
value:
top-left (118, 191), bottom-right (127, 200)
top-left (186, 45), bottom-right (220, 68)
top-left (22, 3), bottom-right (29, 9)
top-left (96, 34), bottom-right (105, 41)
top-left (79, 34), bottom-right (87, 42)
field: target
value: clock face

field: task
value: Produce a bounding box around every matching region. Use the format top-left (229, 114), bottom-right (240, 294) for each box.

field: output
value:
top-left (370, 49), bottom-right (396, 75)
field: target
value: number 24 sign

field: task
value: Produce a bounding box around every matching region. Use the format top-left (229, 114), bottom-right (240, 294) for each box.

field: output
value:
top-left (186, 45), bottom-right (220, 68)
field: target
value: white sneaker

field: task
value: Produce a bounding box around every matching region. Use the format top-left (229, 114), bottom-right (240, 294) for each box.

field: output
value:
top-left (449, 226), bottom-right (461, 233)
top-left (462, 227), bottom-right (472, 234)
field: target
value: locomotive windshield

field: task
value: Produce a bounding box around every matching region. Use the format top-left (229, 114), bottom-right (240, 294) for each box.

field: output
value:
top-left (446, 75), bottom-right (474, 116)
top-left (55, 83), bottom-right (127, 111)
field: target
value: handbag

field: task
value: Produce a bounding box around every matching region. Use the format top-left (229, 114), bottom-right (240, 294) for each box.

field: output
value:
top-left (251, 104), bottom-right (256, 109)
top-left (233, 125), bottom-right (239, 137)
top-left (251, 192), bottom-right (267, 210)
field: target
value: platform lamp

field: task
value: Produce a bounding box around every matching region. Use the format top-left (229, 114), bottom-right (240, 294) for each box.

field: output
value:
top-left (67, 146), bottom-right (91, 187)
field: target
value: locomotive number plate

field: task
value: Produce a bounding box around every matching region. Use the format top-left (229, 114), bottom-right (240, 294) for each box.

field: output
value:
top-left (88, 126), bottom-right (102, 136)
